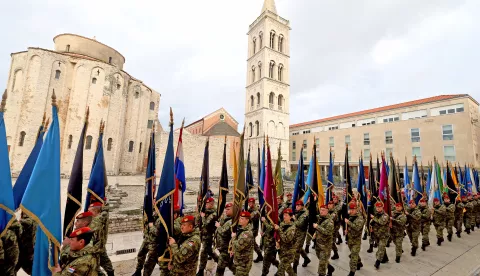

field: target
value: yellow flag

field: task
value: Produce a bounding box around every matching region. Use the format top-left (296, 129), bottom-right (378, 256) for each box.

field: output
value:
top-left (316, 155), bottom-right (325, 206)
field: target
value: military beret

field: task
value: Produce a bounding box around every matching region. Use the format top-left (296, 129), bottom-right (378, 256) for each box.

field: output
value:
top-left (375, 202), bottom-right (384, 208)
top-left (283, 208), bottom-right (293, 215)
top-left (240, 211), bottom-right (251, 218)
top-left (433, 198), bottom-right (440, 203)
top-left (351, 197), bottom-right (357, 202)
top-left (401, 190), bottom-right (405, 195)
top-left (286, 192), bottom-right (292, 197)
top-left (328, 201), bottom-right (334, 205)
top-left (320, 204), bottom-right (328, 209)
top-left (89, 202), bottom-right (103, 208)
top-left (205, 197), bottom-right (214, 203)
top-left (225, 202), bottom-right (233, 208)
top-left (69, 227), bottom-right (92, 238)
top-left (349, 202), bottom-right (357, 209)
top-left (462, 196), bottom-right (467, 200)
top-left (468, 193), bottom-right (473, 197)
top-left (419, 198), bottom-right (427, 203)
top-left (295, 200), bottom-right (304, 206)
top-left (248, 198), bottom-right (255, 203)
top-left (76, 211), bottom-right (93, 219)
top-left (181, 215), bottom-right (195, 224)
top-left (409, 199), bottom-right (415, 204)
top-left (395, 203), bottom-right (403, 208)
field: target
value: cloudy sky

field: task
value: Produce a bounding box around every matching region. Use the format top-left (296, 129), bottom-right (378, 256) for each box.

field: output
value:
top-left (1, 0), bottom-right (479, 129)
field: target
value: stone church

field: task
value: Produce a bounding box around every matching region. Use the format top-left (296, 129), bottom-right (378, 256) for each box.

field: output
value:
top-left (4, 33), bottom-right (160, 176)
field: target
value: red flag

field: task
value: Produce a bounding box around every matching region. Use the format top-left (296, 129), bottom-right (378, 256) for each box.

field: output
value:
top-left (264, 141), bottom-right (278, 228)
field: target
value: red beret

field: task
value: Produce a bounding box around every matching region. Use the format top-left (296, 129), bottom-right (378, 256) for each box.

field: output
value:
top-left (225, 202), bottom-right (233, 208)
top-left (409, 199), bottom-right (415, 204)
top-left (240, 211), bottom-right (251, 218)
top-left (419, 198), bottom-right (427, 203)
top-left (205, 197), bottom-right (214, 203)
top-left (349, 202), bottom-right (357, 209)
top-left (286, 192), bottom-right (292, 196)
top-left (295, 200), bottom-right (304, 206)
top-left (181, 215), bottom-right (195, 224)
top-left (395, 203), bottom-right (403, 208)
top-left (89, 202), bottom-right (103, 208)
top-left (76, 211), bottom-right (93, 219)
top-left (401, 190), bottom-right (405, 194)
top-left (468, 193), bottom-right (473, 197)
top-left (462, 196), bottom-right (467, 200)
top-left (248, 198), bottom-right (255, 203)
top-left (433, 198), bottom-right (440, 203)
top-left (283, 208), bottom-right (293, 215)
top-left (328, 201), bottom-right (334, 205)
top-left (375, 202), bottom-right (384, 208)
top-left (320, 204), bottom-right (328, 209)
top-left (69, 227), bottom-right (92, 238)
top-left (332, 195), bottom-right (338, 199)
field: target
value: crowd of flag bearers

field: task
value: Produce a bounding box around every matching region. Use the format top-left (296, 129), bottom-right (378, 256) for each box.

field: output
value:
top-left (1, 87), bottom-right (480, 276)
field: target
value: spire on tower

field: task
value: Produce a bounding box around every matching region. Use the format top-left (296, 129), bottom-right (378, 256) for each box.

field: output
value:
top-left (261, 0), bottom-right (277, 14)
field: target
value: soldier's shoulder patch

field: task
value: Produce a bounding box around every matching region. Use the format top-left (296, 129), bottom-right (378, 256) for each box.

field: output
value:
top-left (188, 241), bottom-right (194, 247)
top-left (67, 267), bottom-right (75, 273)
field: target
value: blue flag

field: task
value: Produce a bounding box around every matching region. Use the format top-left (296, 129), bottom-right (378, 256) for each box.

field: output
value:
top-left (144, 131), bottom-right (156, 224)
top-left (357, 158), bottom-right (367, 210)
top-left (412, 159), bottom-right (422, 204)
top-left (258, 142), bottom-right (266, 209)
top-left (84, 130), bottom-right (107, 210)
top-left (326, 150), bottom-right (334, 203)
top-left (292, 150), bottom-right (304, 212)
top-left (245, 147), bottom-right (254, 210)
top-left (155, 116), bottom-right (175, 262)
top-left (20, 101), bottom-right (61, 275)
top-left (404, 160), bottom-right (411, 203)
top-left (426, 167), bottom-right (432, 199)
top-left (302, 155), bottom-right (315, 204)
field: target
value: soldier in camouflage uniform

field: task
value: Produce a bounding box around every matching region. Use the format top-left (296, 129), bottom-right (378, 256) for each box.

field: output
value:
top-left (278, 196), bottom-right (286, 222)
top-left (475, 194), bottom-right (480, 228)
top-left (16, 212), bottom-right (37, 275)
top-left (275, 208), bottom-right (297, 276)
top-left (215, 203), bottom-right (235, 276)
top-left (198, 197), bottom-right (218, 276)
top-left (418, 198), bottom-right (431, 250)
top-left (467, 194), bottom-right (476, 232)
top-left (0, 238), bottom-right (3, 269)
top-left (455, 196), bottom-right (466, 237)
top-left (390, 203), bottom-right (407, 263)
top-left (53, 227), bottom-right (98, 276)
top-left (345, 201), bottom-right (365, 276)
top-left (2, 217), bottom-right (21, 276)
top-left (332, 195), bottom-right (343, 245)
top-left (132, 213), bottom-right (157, 276)
top-left (432, 198), bottom-right (446, 246)
top-left (247, 198), bottom-right (263, 263)
top-left (285, 192), bottom-right (293, 209)
top-left (231, 211), bottom-right (254, 276)
top-left (367, 203), bottom-right (379, 254)
top-left (371, 201), bottom-right (389, 269)
top-left (168, 215), bottom-right (201, 276)
top-left (405, 199), bottom-right (421, 256)
top-left (260, 215), bottom-right (279, 276)
top-left (443, 195), bottom-right (455, 242)
top-left (293, 200), bottom-right (310, 272)
top-left (60, 211), bottom-right (94, 266)
top-left (89, 201), bottom-right (114, 276)
top-left (314, 204), bottom-right (335, 276)
top-left (327, 200), bottom-right (339, 260)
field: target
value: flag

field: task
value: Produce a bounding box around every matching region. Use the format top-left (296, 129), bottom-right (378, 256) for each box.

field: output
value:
top-left (292, 150), bottom-right (305, 209)
top-left (263, 138), bottom-right (278, 231)
top-left (404, 158), bottom-right (411, 203)
top-left (474, 169), bottom-right (479, 193)
top-left (412, 157), bottom-right (422, 204)
top-left (326, 149), bottom-right (334, 203)
top-left (232, 132), bottom-right (246, 229)
top-left (469, 166), bottom-right (477, 194)
top-left (233, 145), bottom-right (238, 197)
top-left (174, 120), bottom-right (186, 215)
top-left (302, 154), bottom-right (314, 205)
top-left (198, 138), bottom-right (210, 215)
top-left (379, 154), bottom-right (388, 202)
top-left (63, 109), bottom-right (88, 237)
top-left (20, 94), bottom-right (61, 275)
top-left (245, 146), bottom-right (254, 210)
top-left (13, 117), bottom-right (46, 209)
top-left (0, 91), bottom-right (15, 238)
top-left (343, 144), bottom-right (353, 203)
top-left (258, 141), bottom-right (266, 210)
top-left (357, 157), bottom-right (367, 212)
top-left (445, 162), bottom-right (457, 202)
top-left (460, 165), bottom-right (467, 197)
top-left (435, 161), bottom-right (444, 204)
top-left (366, 156), bottom-right (376, 234)
top-left (155, 109), bottom-right (175, 261)
top-left (274, 143), bottom-right (284, 196)
top-left (84, 122), bottom-right (107, 210)
top-left (428, 159), bottom-right (441, 207)
top-left (388, 155), bottom-right (401, 205)
top-left (307, 144), bottom-right (320, 236)
top-left (426, 166), bottom-right (432, 199)
top-left (316, 145), bottom-right (325, 207)
top-left (217, 138), bottom-right (229, 217)
top-left (143, 129), bottom-right (156, 227)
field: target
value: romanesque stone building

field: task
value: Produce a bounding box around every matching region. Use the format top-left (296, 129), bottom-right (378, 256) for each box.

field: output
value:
top-left (4, 33), bottom-right (160, 176)
top-left (244, 0), bottom-right (290, 172)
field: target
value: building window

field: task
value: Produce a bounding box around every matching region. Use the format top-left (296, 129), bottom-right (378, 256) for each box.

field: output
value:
top-left (292, 141), bottom-right (296, 150)
top-left (256, 92), bottom-right (260, 107)
top-left (18, 131), bottom-right (26, 147)
top-left (456, 107), bottom-right (464, 113)
top-left (303, 130), bottom-right (311, 134)
top-left (364, 149), bottom-right (370, 161)
top-left (269, 60), bottom-right (275, 78)
top-left (220, 114), bottom-right (225, 120)
top-left (117, 84), bottom-right (121, 90)
top-left (147, 120), bottom-right (154, 129)
top-left (442, 125), bottom-right (453, 140)
top-left (329, 137), bottom-right (334, 147)
top-left (269, 92), bottom-right (275, 108)
top-left (412, 147), bottom-right (421, 161)
top-left (251, 66), bottom-right (256, 83)
top-left (270, 30), bottom-right (276, 49)
top-left (135, 91), bottom-right (140, 99)
top-left (259, 32), bottom-right (263, 48)
top-left (150, 102), bottom-right (155, 110)
top-left (109, 57), bottom-right (112, 64)
top-left (249, 122), bottom-right (253, 137)
top-left (278, 64), bottom-right (283, 81)
top-left (278, 94), bottom-right (283, 110)
top-left (345, 135), bottom-right (351, 146)
top-left (139, 142), bottom-right (142, 153)
top-left (128, 141), bottom-right (134, 152)
top-left (252, 37), bottom-right (256, 55)
top-left (258, 62), bottom-right (262, 78)
top-left (107, 138), bottom-right (113, 151)
top-left (292, 151), bottom-right (296, 161)
top-left (411, 128), bottom-right (420, 142)
top-left (255, 121), bottom-right (259, 136)
top-left (303, 150), bottom-right (307, 161)
top-left (303, 140), bottom-right (307, 149)
top-left (347, 150), bottom-right (352, 161)
top-left (68, 135), bottom-right (73, 149)
top-left (85, 135), bottom-right (93, 150)
top-left (385, 131), bottom-right (393, 144)
top-left (250, 95), bottom-right (254, 109)
top-left (444, 145), bottom-right (455, 161)
top-left (55, 70), bottom-right (61, 80)
top-left (66, 44), bottom-right (70, 52)
top-left (328, 126), bottom-right (339, 131)
top-left (278, 35), bottom-right (284, 52)
top-left (386, 147), bottom-right (393, 158)
top-left (363, 133), bottom-right (370, 146)
top-left (92, 78), bottom-right (97, 84)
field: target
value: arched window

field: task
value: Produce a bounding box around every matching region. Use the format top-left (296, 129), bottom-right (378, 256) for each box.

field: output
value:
top-left (107, 138), bottom-right (113, 151)
top-left (278, 94), bottom-right (284, 111)
top-left (269, 61), bottom-right (275, 78)
top-left (252, 37), bottom-right (256, 55)
top-left (135, 91), bottom-right (140, 99)
top-left (278, 35), bottom-right (284, 52)
top-left (255, 121), bottom-right (260, 136)
top-left (109, 57), bottom-right (112, 64)
top-left (128, 141), bottom-right (134, 152)
top-left (55, 70), bottom-right (61, 80)
top-left (85, 135), bottom-right (93, 150)
top-left (249, 122), bottom-right (253, 137)
top-left (150, 102), bottom-right (155, 110)
top-left (269, 92), bottom-right (275, 109)
top-left (139, 142), bottom-right (142, 153)
top-left (92, 77), bottom-right (97, 84)
top-left (270, 30), bottom-right (276, 49)
top-left (18, 131), bottom-right (26, 147)
top-left (250, 95), bottom-right (254, 109)
top-left (259, 32), bottom-right (263, 49)
top-left (66, 44), bottom-right (70, 52)
top-left (256, 92), bottom-right (261, 107)
top-left (251, 66), bottom-right (255, 83)
top-left (258, 61), bottom-right (262, 78)
top-left (67, 135), bottom-right (73, 149)
top-left (278, 64), bottom-right (284, 82)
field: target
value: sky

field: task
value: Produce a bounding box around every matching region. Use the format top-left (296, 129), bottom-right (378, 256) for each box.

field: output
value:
top-left (1, 0), bottom-right (479, 130)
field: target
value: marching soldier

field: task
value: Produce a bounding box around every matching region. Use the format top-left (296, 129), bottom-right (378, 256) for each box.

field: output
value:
top-left (327, 200), bottom-right (339, 260)
top-left (89, 201), bottom-right (114, 276)
top-left (332, 195), bottom-right (343, 245)
top-left (285, 193), bottom-right (293, 209)
top-left (16, 212), bottom-right (37, 275)
top-left (471, 194), bottom-right (478, 231)
top-left (168, 215), bottom-right (201, 276)
top-left (370, 201), bottom-right (389, 269)
top-left (198, 197), bottom-right (218, 276)
top-left (455, 196), bottom-right (466, 237)
top-left (3, 218), bottom-right (21, 275)
top-left (231, 211), bottom-right (254, 276)
top-left (313, 204), bottom-right (335, 276)
top-left (443, 195), bottom-right (456, 242)
top-left (345, 201), bottom-right (365, 276)
top-left (53, 227), bottom-right (98, 275)
top-left (132, 212), bottom-right (157, 276)
top-left (215, 203), bottom-right (235, 276)
top-left (275, 208), bottom-right (297, 275)
top-left (432, 198), bottom-right (446, 246)
top-left (466, 193), bottom-right (476, 233)
top-left (390, 202), bottom-right (407, 263)
top-left (260, 215), bottom-right (279, 276)
top-left (247, 198), bottom-right (263, 263)
top-left (278, 196), bottom-right (286, 222)
top-left (418, 198), bottom-right (431, 250)
top-left (405, 199), bottom-right (421, 256)
top-left (159, 209), bottom-right (183, 275)
top-left (60, 211), bottom-right (94, 266)
top-left (292, 200), bottom-right (310, 272)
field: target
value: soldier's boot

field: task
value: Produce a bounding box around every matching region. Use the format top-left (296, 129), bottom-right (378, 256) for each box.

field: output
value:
top-left (312, 243), bottom-right (316, 249)
top-left (411, 246), bottom-right (417, 256)
top-left (348, 272), bottom-right (355, 276)
top-left (196, 269), bottom-right (204, 276)
top-left (293, 264), bottom-right (298, 274)
top-left (374, 241), bottom-right (378, 248)
top-left (327, 264), bottom-right (335, 276)
top-left (357, 261), bottom-right (363, 270)
top-left (362, 232), bottom-right (367, 240)
top-left (305, 244), bottom-right (310, 253)
top-left (456, 231), bottom-right (461, 238)
top-left (437, 238), bottom-right (442, 246)
top-left (471, 226), bottom-right (475, 232)
top-left (381, 254), bottom-right (389, 263)
top-left (331, 250), bottom-right (339, 260)
top-left (466, 228), bottom-right (470, 234)
top-left (253, 254), bottom-right (263, 263)
top-left (367, 244), bottom-right (374, 253)
top-left (426, 241), bottom-right (430, 246)
top-left (421, 243), bottom-right (427, 251)
top-left (395, 256), bottom-right (401, 263)
top-left (131, 269), bottom-right (142, 276)
top-left (302, 256), bottom-right (311, 267)
top-left (374, 260), bottom-right (381, 269)
top-left (273, 259), bottom-right (279, 267)
top-left (336, 236), bottom-right (343, 245)
top-left (107, 271), bottom-right (114, 276)
top-left (447, 234), bottom-right (452, 242)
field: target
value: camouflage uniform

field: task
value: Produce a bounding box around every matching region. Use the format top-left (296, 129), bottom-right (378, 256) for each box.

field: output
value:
top-left (406, 206), bottom-right (421, 252)
top-left (170, 229), bottom-right (201, 276)
top-left (476, 197), bottom-right (480, 227)
top-left (260, 218), bottom-right (278, 276)
top-left (346, 213), bottom-right (365, 273)
top-left (464, 199), bottom-right (473, 231)
top-left (277, 221), bottom-right (297, 276)
top-left (391, 210), bottom-right (407, 259)
top-left (135, 222), bottom-right (157, 275)
top-left (16, 215), bottom-right (36, 275)
top-left (419, 205), bottom-right (431, 247)
top-left (454, 200), bottom-right (465, 235)
top-left (333, 202), bottom-right (343, 244)
top-left (91, 207), bottom-right (114, 275)
top-left (232, 224), bottom-right (254, 276)
top-left (0, 239), bottom-right (4, 268)
top-left (2, 219), bottom-right (21, 276)
top-left (328, 208), bottom-right (339, 255)
top-left (472, 199), bottom-right (478, 229)
top-left (293, 209), bottom-right (309, 268)
top-left (432, 203), bottom-right (446, 241)
top-left (314, 214), bottom-right (334, 276)
top-left (198, 208), bottom-right (218, 272)
top-left (371, 211), bottom-right (389, 262)
top-left (444, 202), bottom-right (455, 239)
top-left (467, 199), bottom-right (476, 231)
top-left (247, 206), bottom-right (262, 258)
top-left (54, 244), bottom-right (98, 276)
top-left (367, 208), bottom-right (379, 252)
top-left (158, 216), bottom-right (182, 275)
top-left (215, 215), bottom-right (235, 276)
